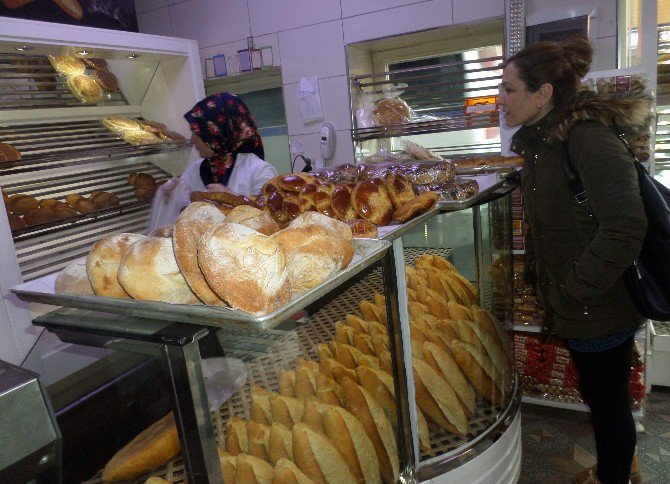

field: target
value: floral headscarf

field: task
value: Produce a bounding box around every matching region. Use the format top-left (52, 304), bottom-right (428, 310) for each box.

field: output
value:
top-left (184, 92), bottom-right (264, 186)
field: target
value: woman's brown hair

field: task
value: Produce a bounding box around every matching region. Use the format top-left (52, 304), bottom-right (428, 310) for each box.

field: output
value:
top-left (503, 37), bottom-right (593, 109)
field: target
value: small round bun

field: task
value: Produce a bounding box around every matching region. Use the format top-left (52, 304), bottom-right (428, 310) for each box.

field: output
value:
top-left (87, 233), bottom-right (145, 298)
top-left (118, 236), bottom-right (199, 304)
top-left (198, 223), bottom-right (291, 315)
top-left (225, 205), bottom-right (280, 236)
top-left (55, 258), bottom-right (94, 295)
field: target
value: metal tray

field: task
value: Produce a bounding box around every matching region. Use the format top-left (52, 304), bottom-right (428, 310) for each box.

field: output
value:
top-left (438, 173), bottom-right (519, 211)
top-left (12, 238), bottom-right (391, 331)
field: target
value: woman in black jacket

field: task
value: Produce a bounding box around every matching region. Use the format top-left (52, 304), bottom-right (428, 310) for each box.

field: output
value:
top-left (499, 37), bottom-right (650, 483)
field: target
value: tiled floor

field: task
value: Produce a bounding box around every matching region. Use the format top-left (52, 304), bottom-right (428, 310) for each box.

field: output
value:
top-left (519, 386), bottom-right (670, 483)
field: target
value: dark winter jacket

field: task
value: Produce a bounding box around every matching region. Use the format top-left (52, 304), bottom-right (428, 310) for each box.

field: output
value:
top-left (510, 90), bottom-right (651, 339)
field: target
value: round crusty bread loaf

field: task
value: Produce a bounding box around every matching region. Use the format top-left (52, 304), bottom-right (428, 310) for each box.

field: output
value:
top-left (86, 233), bottom-right (145, 298)
top-left (288, 211), bottom-right (353, 241)
top-left (55, 258), bottom-right (94, 296)
top-left (273, 225), bottom-right (353, 292)
top-left (225, 205), bottom-right (280, 236)
top-left (117, 236), bottom-right (199, 304)
top-left (198, 223), bottom-right (291, 315)
top-left (172, 202), bottom-right (227, 305)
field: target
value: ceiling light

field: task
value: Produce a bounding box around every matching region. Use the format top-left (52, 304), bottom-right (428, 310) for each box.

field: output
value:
top-left (126, 53), bottom-right (141, 59)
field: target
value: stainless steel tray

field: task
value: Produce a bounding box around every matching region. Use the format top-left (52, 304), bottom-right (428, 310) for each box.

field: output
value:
top-left (12, 238), bottom-right (391, 331)
top-left (438, 173), bottom-right (519, 211)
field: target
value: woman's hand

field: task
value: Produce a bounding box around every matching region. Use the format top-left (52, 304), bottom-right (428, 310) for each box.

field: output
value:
top-left (206, 183), bottom-right (233, 193)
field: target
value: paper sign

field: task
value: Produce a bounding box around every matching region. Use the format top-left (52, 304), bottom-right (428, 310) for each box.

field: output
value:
top-left (297, 76), bottom-right (323, 123)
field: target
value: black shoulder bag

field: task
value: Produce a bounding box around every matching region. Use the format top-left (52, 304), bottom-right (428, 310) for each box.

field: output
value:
top-left (563, 132), bottom-right (670, 321)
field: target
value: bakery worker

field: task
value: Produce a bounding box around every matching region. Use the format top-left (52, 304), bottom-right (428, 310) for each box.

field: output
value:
top-left (180, 92), bottom-right (278, 196)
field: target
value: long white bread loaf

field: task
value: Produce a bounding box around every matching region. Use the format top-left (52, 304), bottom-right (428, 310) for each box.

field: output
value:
top-left (292, 422), bottom-right (357, 484)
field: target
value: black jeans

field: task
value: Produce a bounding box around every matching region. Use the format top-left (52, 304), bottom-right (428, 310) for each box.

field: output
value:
top-left (569, 336), bottom-right (636, 484)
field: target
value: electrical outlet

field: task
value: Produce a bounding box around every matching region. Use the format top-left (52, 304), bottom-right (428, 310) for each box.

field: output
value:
top-left (290, 141), bottom-right (304, 154)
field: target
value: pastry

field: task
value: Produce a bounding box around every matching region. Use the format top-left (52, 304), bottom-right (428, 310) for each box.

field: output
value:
top-left (90, 191), bottom-right (120, 210)
top-left (134, 186), bottom-right (156, 202)
top-left (82, 58), bottom-right (107, 69)
top-left (346, 219), bottom-right (378, 238)
top-left (49, 56), bottom-right (85, 76)
top-left (351, 179), bottom-right (394, 226)
top-left (92, 68), bottom-right (119, 91)
top-left (0, 142), bottom-right (21, 163)
top-left (392, 191), bottom-right (439, 223)
top-left (65, 194), bottom-right (96, 214)
top-left (275, 173), bottom-right (317, 193)
top-left (198, 223), bottom-right (291, 315)
top-left (8, 194), bottom-right (39, 215)
top-left (385, 173), bottom-right (416, 209)
top-left (123, 130), bottom-right (163, 145)
top-left (330, 183), bottom-right (357, 221)
top-left (139, 120), bottom-right (168, 133)
top-left (298, 183), bottom-right (318, 213)
top-left (158, 131), bottom-right (186, 141)
top-left (189, 190), bottom-right (250, 207)
top-left (101, 116), bottom-right (142, 134)
top-left (66, 74), bottom-right (102, 104)
top-left (127, 172), bottom-right (157, 188)
top-left (313, 183), bottom-right (335, 217)
top-left (86, 233), bottom-right (145, 298)
top-left (7, 213), bottom-right (26, 231)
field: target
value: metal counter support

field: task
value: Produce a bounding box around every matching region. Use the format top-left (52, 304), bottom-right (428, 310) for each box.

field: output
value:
top-left (383, 239), bottom-right (418, 482)
top-left (31, 308), bottom-right (224, 484)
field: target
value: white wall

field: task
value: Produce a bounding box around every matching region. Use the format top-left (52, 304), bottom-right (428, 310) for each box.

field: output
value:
top-left (134, 0), bottom-right (617, 171)
top-left (134, 0), bottom-right (505, 170)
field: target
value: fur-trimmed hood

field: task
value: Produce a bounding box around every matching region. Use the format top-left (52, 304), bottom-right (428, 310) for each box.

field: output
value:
top-left (550, 89), bottom-right (653, 142)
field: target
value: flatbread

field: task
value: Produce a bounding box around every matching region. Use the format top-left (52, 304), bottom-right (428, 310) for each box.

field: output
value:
top-left (66, 74), bottom-right (102, 104)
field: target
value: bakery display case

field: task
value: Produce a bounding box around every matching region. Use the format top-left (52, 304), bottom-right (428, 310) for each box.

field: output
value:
top-left (0, 17), bottom-right (204, 380)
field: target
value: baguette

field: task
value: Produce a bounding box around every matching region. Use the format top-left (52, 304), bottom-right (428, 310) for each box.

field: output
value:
top-left (353, 332), bottom-right (375, 356)
top-left (273, 457), bottom-right (315, 484)
top-left (279, 369), bottom-right (296, 397)
top-left (235, 453), bottom-right (274, 483)
top-left (295, 366), bottom-right (317, 400)
top-left (334, 322), bottom-right (355, 345)
top-left (340, 377), bottom-right (399, 484)
top-left (447, 301), bottom-right (472, 321)
top-left (462, 320), bottom-right (511, 387)
top-left (101, 412), bottom-right (179, 482)
top-left (246, 420), bottom-right (271, 462)
top-left (268, 422), bottom-right (293, 465)
top-left (292, 422), bottom-right (357, 484)
top-left (423, 342), bottom-right (475, 418)
top-left (251, 385), bottom-right (273, 425)
top-left (356, 366), bottom-right (396, 430)
top-left (451, 340), bottom-right (504, 404)
top-left (360, 300), bottom-right (386, 324)
top-left (416, 406), bottom-right (431, 452)
top-left (319, 357), bottom-right (357, 385)
top-left (472, 306), bottom-right (513, 359)
top-left (269, 393), bottom-right (304, 428)
top-left (225, 417), bottom-right (249, 455)
top-left (412, 358), bottom-right (468, 435)
top-left (296, 357), bottom-right (320, 373)
top-left (323, 406), bottom-right (381, 483)
top-left (190, 190), bottom-right (251, 207)
top-left (301, 398), bottom-right (328, 433)
top-left (344, 314), bottom-right (369, 333)
top-left (315, 372), bottom-right (342, 406)
top-left (218, 449), bottom-right (237, 483)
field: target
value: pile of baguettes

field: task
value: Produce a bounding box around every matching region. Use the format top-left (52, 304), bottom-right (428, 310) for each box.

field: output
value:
top-left (54, 202), bottom-right (355, 316)
top-left (100, 254), bottom-right (512, 484)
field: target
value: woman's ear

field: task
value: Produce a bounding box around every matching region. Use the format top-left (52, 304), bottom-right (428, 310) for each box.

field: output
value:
top-left (538, 82), bottom-right (554, 105)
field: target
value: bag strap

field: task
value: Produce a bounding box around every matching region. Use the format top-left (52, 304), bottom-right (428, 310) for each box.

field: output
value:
top-left (563, 128), bottom-right (642, 217)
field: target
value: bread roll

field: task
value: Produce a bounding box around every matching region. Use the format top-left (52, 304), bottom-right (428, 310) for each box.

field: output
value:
top-left (323, 406), bottom-right (381, 483)
top-left (117, 236), bottom-right (199, 304)
top-left (128, 172), bottom-right (157, 188)
top-left (23, 207), bottom-right (57, 226)
top-left (330, 183), bottom-right (357, 221)
top-left (102, 412), bottom-right (179, 482)
top-left (53, 204), bottom-right (79, 220)
top-left (199, 223), bottom-right (291, 316)
top-left (226, 417), bottom-right (249, 455)
top-left (235, 453), bottom-right (274, 483)
top-left (273, 457), bottom-right (314, 484)
top-left (66, 194), bottom-right (96, 214)
top-left (292, 422), bottom-right (357, 484)
top-left (451, 340), bottom-right (503, 404)
top-left (340, 378), bottom-right (399, 484)
top-left (351, 179), bottom-right (393, 226)
top-left (226, 205), bottom-right (279, 236)
top-left (412, 357), bottom-right (468, 435)
top-left (90, 191), bottom-right (120, 210)
top-left (173, 205), bottom-right (227, 306)
top-left (268, 423), bottom-right (293, 465)
top-left (372, 97), bottom-right (411, 126)
top-left (87, 233), bottom-right (145, 297)
top-left (422, 342), bottom-right (475, 418)
top-left (0, 142), bottom-right (21, 162)
top-left (273, 225), bottom-right (351, 292)
top-left (288, 211), bottom-right (353, 241)
top-left (55, 258), bottom-right (94, 296)
top-left (8, 194), bottom-right (39, 215)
